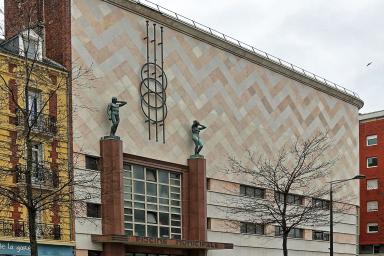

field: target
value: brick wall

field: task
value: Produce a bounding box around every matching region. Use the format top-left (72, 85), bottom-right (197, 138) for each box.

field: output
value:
top-left (359, 118), bottom-right (384, 245)
top-left (4, 0), bottom-right (71, 70)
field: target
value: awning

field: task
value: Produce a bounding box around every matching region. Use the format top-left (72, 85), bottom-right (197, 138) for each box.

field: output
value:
top-left (91, 235), bottom-right (233, 250)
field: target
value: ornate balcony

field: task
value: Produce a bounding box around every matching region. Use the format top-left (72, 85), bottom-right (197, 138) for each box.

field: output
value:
top-left (15, 163), bottom-right (59, 189)
top-left (16, 110), bottom-right (57, 135)
top-left (0, 219), bottom-right (61, 240)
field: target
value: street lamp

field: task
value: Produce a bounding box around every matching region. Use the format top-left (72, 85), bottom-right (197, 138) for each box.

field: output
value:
top-left (329, 174), bottom-right (365, 256)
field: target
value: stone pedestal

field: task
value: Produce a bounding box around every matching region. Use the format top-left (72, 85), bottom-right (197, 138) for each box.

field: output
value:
top-left (100, 138), bottom-right (125, 256)
top-left (187, 157), bottom-right (207, 242)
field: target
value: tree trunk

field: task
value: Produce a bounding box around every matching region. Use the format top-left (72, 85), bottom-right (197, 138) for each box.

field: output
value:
top-left (26, 139), bottom-right (39, 256)
top-left (28, 208), bottom-right (38, 256)
top-left (282, 234), bottom-right (288, 256)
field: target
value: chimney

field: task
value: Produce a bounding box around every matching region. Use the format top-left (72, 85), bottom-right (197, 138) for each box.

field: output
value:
top-left (4, 0), bottom-right (72, 70)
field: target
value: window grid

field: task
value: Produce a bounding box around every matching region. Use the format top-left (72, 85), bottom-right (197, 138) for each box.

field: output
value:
top-left (312, 198), bottom-right (330, 210)
top-left (312, 230), bottom-right (329, 241)
top-left (240, 185), bottom-right (265, 199)
top-left (240, 222), bottom-right (264, 235)
top-left (276, 192), bottom-right (303, 205)
top-left (123, 164), bottom-right (182, 239)
top-left (275, 226), bottom-right (304, 238)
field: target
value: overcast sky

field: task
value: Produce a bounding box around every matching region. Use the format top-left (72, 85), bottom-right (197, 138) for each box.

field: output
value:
top-left (1, 1), bottom-right (382, 113)
top-left (153, 0), bottom-right (383, 113)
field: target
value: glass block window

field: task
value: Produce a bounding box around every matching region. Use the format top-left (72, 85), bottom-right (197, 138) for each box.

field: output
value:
top-left (367, 179), bottom-right (378, 190)
top-left (123, 163), bottom-right (182, 239)
top-left (367, 201), bottom-right (379, 212)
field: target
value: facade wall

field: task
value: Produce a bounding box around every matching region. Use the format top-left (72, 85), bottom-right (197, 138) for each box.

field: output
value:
top-left (359, 115), bottom-right (384, 252)
top-left (71, 0), bottom-right (361, 255)
top-left (0, 52), bottom-right (73, 253)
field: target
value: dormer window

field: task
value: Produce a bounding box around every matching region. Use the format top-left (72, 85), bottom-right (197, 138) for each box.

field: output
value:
top-left (19, 30), bottom-right (43, 60)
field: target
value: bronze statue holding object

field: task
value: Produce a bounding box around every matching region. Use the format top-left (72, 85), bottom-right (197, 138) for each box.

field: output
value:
top-left (107, 97), bottom-right (127, 137)
top-left (191, 120), bottom-right (207, 157)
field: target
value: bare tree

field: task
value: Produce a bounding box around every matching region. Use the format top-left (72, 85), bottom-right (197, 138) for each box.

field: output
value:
top-left (224, 133), bottom-right (341, 256)
top-left (0, 2), bottom-right (98, 256)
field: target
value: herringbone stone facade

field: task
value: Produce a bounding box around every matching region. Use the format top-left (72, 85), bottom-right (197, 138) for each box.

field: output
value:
top-left (71, 0), bottom-right (361, 255)
top-left (72, 0), bottom-right (359, 199)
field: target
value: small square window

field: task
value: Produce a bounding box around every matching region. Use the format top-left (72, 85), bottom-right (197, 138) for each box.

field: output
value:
top-left (367, 179), bottom-right (379, 190)
top-left (85, 155), bottom-right (98, 170)
top-left (368, 223), bottom-right (379, 233)
top-left (367, 157), bottom-right (378, 168)
top-left (367, 201), bottom-right (379, 212)
top-left (367, 135), bottom-right (378, 146)
top-left (86, 203), bottom-right (101, 218)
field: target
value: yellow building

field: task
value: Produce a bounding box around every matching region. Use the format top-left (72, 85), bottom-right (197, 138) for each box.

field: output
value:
top-left (0, 29), bottom-right (74, 255)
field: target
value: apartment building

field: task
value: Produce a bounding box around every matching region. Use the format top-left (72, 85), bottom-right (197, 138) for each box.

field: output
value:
top-left (359, 111), bottom-right (384, 255)
top-left (0, 28), bottom-right (73, 255)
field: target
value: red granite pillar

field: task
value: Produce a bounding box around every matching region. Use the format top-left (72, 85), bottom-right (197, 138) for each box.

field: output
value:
top-left (100, 138), bottom-right (125, 256)
top-left (187, 157), bottom-right (207, 242)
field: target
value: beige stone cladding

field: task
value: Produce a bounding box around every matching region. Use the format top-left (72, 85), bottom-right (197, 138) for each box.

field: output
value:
top-left (71, 0), bottom-right (360, 254)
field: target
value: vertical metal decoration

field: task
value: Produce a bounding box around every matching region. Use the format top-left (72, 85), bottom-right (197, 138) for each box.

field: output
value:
top-left (140, 21), bottom-right (167, 143)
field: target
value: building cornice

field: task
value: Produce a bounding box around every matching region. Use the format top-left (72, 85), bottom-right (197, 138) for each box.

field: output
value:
top-left (102, 0), bottom-right (364, 109)
top-left (359, 110), bottom-right (384, 122)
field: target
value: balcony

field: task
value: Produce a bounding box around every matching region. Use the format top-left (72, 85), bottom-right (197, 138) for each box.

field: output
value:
top-left (0, 219), bottom-right (61, 240)
top-left (16, 110), bottom-right (57, 135)
top-left (15, 163), bottom-right (59, 189)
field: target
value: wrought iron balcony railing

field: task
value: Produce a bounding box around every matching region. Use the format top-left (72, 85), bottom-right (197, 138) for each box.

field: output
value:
top-left (16, 110), bottom-right (57, 135)
top-left (0, 219), bottom-right (61, 240)
top-left (15, 163), bottom-right (59, 188)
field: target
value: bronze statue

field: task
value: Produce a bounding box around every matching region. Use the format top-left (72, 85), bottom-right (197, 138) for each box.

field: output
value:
top-left (107, 97), bottom-right (127, 137)
top-left (191, 120), bottom-right (206, 156)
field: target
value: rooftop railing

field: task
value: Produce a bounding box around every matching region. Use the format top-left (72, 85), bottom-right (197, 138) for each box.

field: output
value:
top-left (132, 0), bottom-right (360, 99)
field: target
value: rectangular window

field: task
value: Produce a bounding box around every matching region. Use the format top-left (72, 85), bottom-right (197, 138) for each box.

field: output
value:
top-left (123, 164), bottom-right (182, 239)
top-left (367, 135), bottom-right (378, 146)
top-left (276, 192), bottom-right (303, 205)
top-left (367, 223), bottom-right (379, 233)
top-left (86, 203), bottom-right (101, 218)
top-left (240, 185), bottom-right (265, 199)
top-left (367, 201), bottom-right (379, 212)
top-left (240, 222), bottom-right (264, 235)
top-left (312, 198), bottom-right (330, 210)
top-left (312, 230), bottom-right (329, 241)
top-left (367, 157), bottom-right (378, 168)
top-left (27, 90), bottom-right (41, 119)
top-left (275, 226), bottom-right (304, 238)
top-left (367, 179), bottom-right (379, 190)
top-left (88, 251), bottom-right (102, 256)
top-left (85, 155), bottom-right (99, 170)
